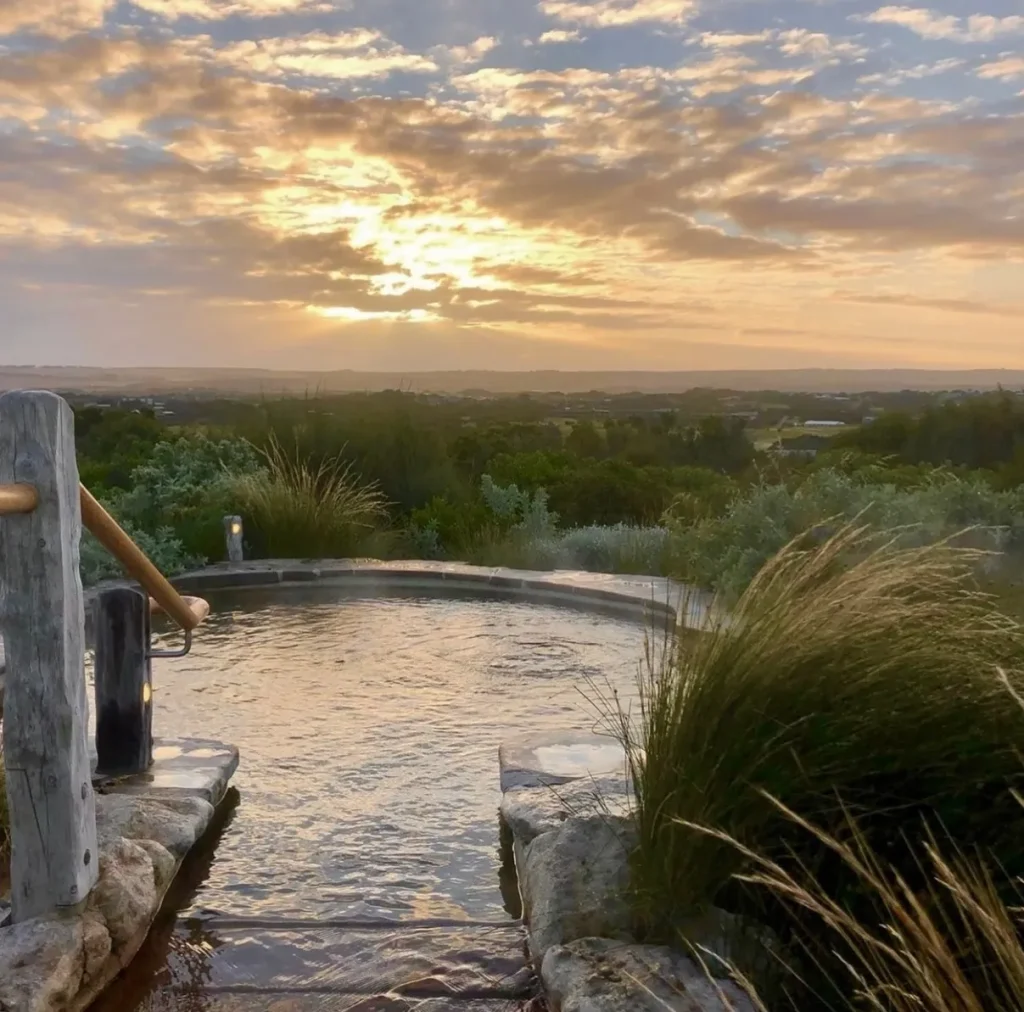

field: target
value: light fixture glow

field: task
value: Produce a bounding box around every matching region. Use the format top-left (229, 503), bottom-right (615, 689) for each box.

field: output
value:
top-left (143, 682), bottom-right (152, 705)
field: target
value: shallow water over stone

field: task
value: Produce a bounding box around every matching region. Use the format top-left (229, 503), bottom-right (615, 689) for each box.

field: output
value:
top-left (90, 587), bottom-right (649, 1010)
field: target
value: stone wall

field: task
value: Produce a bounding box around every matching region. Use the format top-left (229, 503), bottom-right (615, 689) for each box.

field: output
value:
top-left (499, 733), bottom-right (757, 1012)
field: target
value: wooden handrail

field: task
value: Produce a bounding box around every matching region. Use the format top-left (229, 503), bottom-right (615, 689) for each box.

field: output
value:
top-left (79, 485), bottom-right (205, 632)
top-left (149, 595), bottom-right (210, 627)
top-left (0, 480), bottom-right (205, 633)
top-left (0, 483), bottom-right (40, 516)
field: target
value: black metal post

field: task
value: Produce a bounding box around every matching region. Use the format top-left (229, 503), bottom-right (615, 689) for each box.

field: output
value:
top-left (94, 587), bottom-right (153, 777)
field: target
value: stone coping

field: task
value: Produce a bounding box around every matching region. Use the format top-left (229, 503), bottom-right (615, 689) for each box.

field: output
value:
top-left (165, 559), bottom-right (711, 627)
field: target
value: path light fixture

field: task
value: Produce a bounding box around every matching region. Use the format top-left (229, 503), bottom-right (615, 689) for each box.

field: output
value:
top-left (225, 514), bottom-right (244, 562)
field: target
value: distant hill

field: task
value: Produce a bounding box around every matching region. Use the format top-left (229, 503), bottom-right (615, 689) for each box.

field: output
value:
top-left (2, 366), bottom-right (1023, 396)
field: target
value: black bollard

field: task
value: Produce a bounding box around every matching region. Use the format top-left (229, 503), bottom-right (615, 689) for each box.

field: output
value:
top-left (94, 587), bottom-right (153, 777)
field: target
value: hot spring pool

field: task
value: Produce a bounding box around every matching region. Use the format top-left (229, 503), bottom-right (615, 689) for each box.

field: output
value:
top-left (89, 584), bottom-right (653, 1011)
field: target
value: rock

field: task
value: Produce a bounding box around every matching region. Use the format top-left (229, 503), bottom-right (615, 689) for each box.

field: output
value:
top-left (501, 777), bottom-right (632, 847)
top-left (88, 838), bottom-right (157, 949)
top-left (500, 733), bottom-right (628, 793)
top-left (519, 815), bottom-right (636, 966)
top-left (0, 916), bottom-right (86, 1012)
top-left (133, 839), bottom-right (177, 891)
top-left (677, 907), bottom-right (781, 984)
top-left (542, 937), bottom-right (757, 1012)
top-left (80, 915), bottom-right (113, 988)
top-left (95, 793), bottom-right (211, 858)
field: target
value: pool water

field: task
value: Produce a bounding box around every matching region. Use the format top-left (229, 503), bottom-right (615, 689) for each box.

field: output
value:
top-left (91, 587), bottom-right (649, 1011)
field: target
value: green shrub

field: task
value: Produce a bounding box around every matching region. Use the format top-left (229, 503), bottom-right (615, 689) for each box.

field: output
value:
top-left (233, 436), bottom-right (389, 558)
top-left (407, 494), bottom-right (497, 558)
top-left (669, 469), bottom-right (1024, 601)
top-left (74, 406), bottom-right (166, 491)
top-left (113, 436), bottom-right (261, 560)
top-left (80, 517), bottom-right (203, 586)
top-left (615, 524), bottom-right (1024, 955)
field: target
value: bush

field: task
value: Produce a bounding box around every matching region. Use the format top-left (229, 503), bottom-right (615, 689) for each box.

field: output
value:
top-left (113, 435), bottom-right (261, 561)
top-left (233, 436), bottom-right (389, 558)
top-left (670, 469), bottom-right (1024, 601)
top-left (615, 524), bottom-right (1024, 956)
top-left (407, 494), bottom-right (498, 558)
top-left (80, 516), bottom-right (203, 586)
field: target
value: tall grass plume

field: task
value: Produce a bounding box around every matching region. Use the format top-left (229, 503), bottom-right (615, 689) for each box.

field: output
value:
top-left (616, 522), bottom-right (1024, 949)
top-left (234, 435), bottom-right (389, 559)
top-left (692, 778), bottom-right (1024, 1011)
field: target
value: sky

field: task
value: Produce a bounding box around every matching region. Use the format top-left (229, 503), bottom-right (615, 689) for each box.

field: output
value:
top-left (0, 0), bottom-right (1022, 372)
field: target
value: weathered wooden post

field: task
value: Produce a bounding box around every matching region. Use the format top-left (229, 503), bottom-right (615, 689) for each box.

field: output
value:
top-left (224, 515), bottom-right (244, 563)
top-left (0, 390), bottom-right (99, 922)
top-left (94, 587), bottom-right (153, 777)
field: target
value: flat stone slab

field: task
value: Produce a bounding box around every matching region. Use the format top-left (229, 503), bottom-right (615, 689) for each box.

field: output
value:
top-left (92, 737), bottom-right (239, 805)
top-left (499, 731), bottom-right (629, 793)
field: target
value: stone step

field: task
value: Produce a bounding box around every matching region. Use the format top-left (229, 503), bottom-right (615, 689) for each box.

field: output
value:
top-left (91, 918), bottom-right (533, 1011)
top-left (124, 997), bottom-right (530, 1011)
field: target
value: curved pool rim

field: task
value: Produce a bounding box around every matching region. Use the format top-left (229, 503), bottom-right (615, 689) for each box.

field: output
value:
top-left (159, 558), bottom-right (706, 626)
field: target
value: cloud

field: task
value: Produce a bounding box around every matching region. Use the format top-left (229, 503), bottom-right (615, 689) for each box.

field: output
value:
top-left (836, 291), bottom-right (1024, 317)
top-left (776, 28), bottom-right (867, 60)
top-left (0, 0), bottom-right (109, 38)
top-left (978, 56), bottom-right (1024, 81)
top-left (699, 31), bottom-right (772, 49)
top-left (1, 0), bottom-right (1023, 370)
top-left (860, 6), bottom-right (1024, 43)
top-left (858, 56), bottom-right (963, 85)
top-left (538, 29), bottom-right (582, 43)
top-left (129, 0), bottom-right (336, 20)
top-left (539, 0), bottom-right (696, 29)
top-left (442, 36), bottom-right (498, 64)
top-left (656, 53), bottom-right (818, 95)
top-left (724, 193), bottom-right (1024, 252)
top-left (217, 31), bottom-right (438, 80)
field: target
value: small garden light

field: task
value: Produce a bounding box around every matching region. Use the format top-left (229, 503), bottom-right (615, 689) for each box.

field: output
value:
top-left (224, 515), bottom-right (244, 562)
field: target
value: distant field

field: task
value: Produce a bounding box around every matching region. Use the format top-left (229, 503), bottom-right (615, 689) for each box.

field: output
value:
top-left (748, 425), bottom-right (855, 450)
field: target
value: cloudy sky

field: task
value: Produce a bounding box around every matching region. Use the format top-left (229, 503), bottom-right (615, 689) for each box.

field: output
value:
top-left (0, 0), bottom-right (1022, 371)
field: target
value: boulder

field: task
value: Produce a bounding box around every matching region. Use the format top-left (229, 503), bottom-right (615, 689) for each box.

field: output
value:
top-left (542, 937), bottom-right (757, 1012)
top-left (132, 839), bottom-right (177, 891)
top-left (0, 916), bottom-right (87, 1012)
top-left (501, 776), bottom-right (632, 846)
top-left (80, 914), bottom-right (113, 989)
top-left (95, 793), bottom-right (212, 858)
top-left (519, 815), bottom-right (636, 966)
top-left (87, 838), bottom-right (158, 949)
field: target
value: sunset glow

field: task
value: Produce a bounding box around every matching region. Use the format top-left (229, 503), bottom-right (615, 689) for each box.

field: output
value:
top-left (0, 0), bottom-right (1022, 370)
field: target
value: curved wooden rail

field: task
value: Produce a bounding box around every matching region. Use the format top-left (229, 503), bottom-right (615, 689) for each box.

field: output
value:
top-left (1, 480), bottom-right (208, 632)
top-left (0, 483), bottom-right (39, 515)
top-left (78, 486), bottom-right (207, 632)
top-left (149, 594), bottom-right (211, 627)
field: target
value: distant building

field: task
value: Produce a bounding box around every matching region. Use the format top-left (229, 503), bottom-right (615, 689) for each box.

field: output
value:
top-left (803, 420), bottom-right (847, 428)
